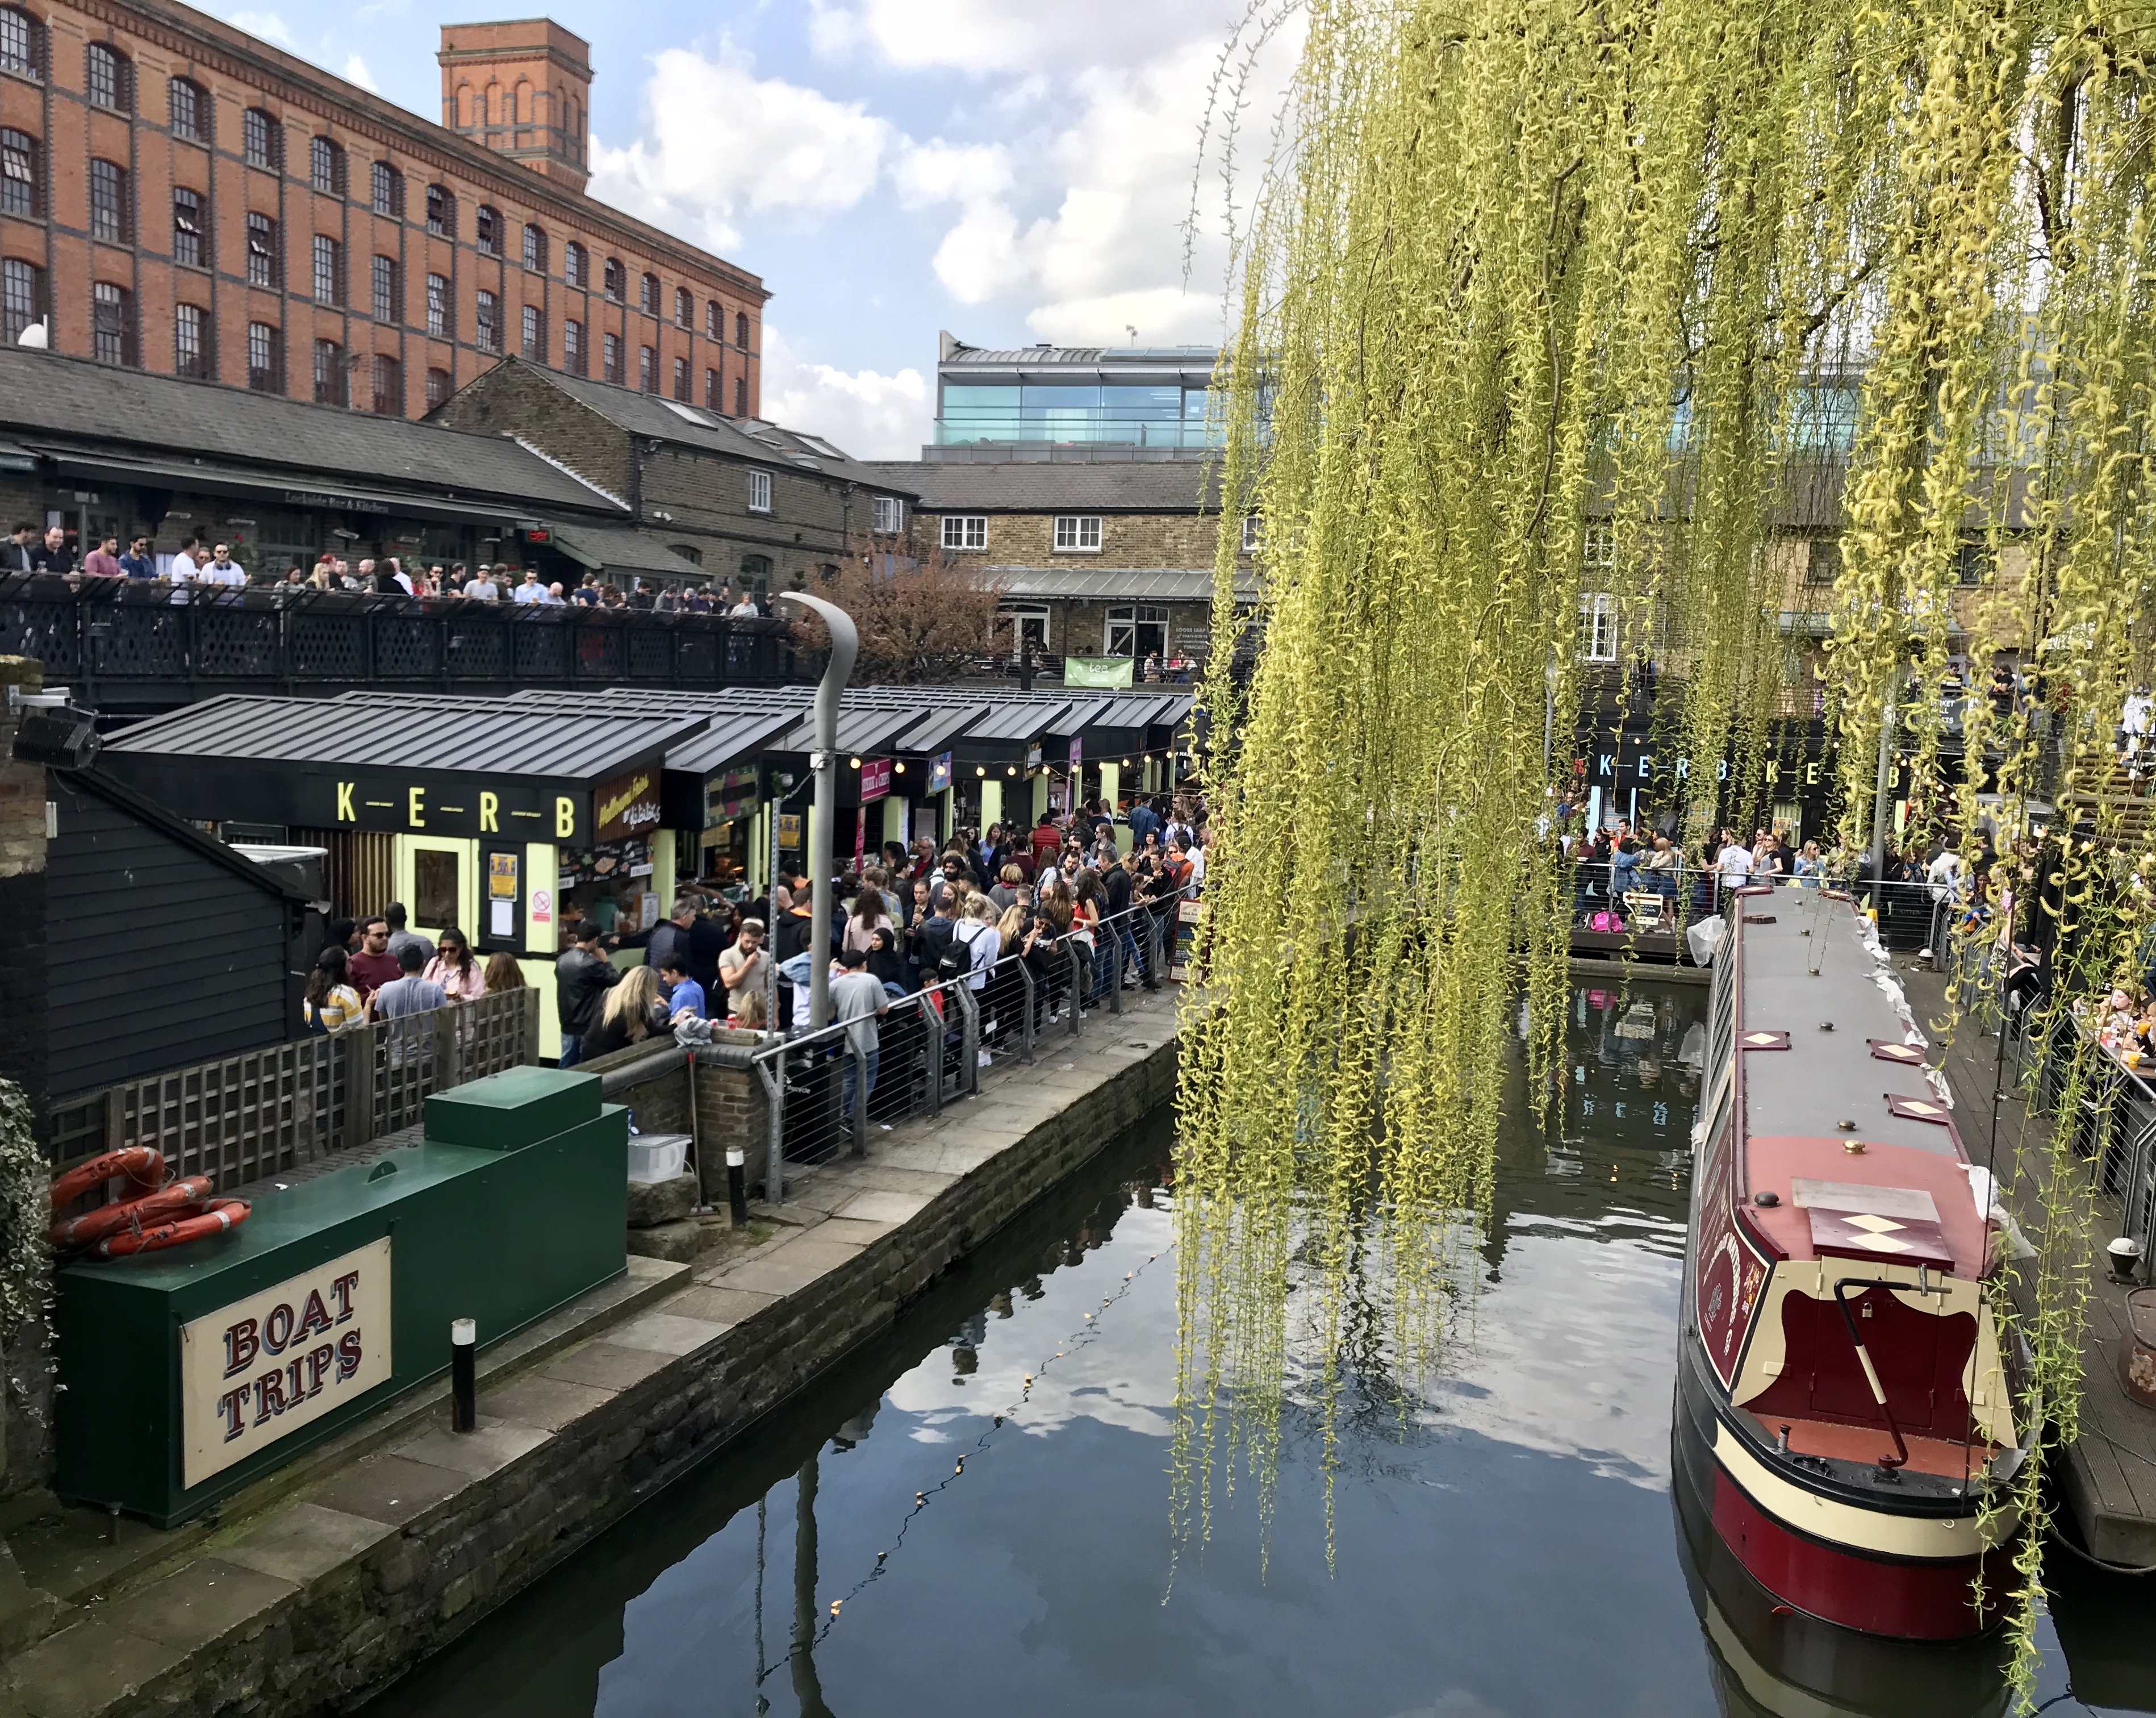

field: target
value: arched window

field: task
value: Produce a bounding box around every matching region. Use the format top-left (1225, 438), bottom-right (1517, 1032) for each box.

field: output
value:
top-left (243, 108), bottom-right (280, 170)
top-left (309, 135), bottom-right (345, 195)
top-left (168, 77), bottom-right (208, 144)
top-left (564, 241), bottom-right (586, 287)
top-left (425, 183), bottom-right (453, 237)
top-left (603, 257), bottom-right (624, 301)
top-left (674, 286), bottom-right (692, 327)
top-left (0, 8), bottom-right (43, 80)
top-left (705, 299), bottom-right (720, 339)
top-left (522, 223), bottom-right (546, 272)
top-left (1, 128), bottom-right (38, 216)
top-left (639, 272), bottom-right (659, 315)
top-left (475, 205), bottom-right (500, 255)
top-left (736, 311), bottom-right (750, 350)
top-left (370, 161), bottom-right (402, 218)
top-left (86, 42), bottom-right (129, 110)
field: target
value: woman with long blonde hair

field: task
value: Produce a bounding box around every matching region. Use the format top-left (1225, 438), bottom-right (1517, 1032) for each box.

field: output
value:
top-left (579, 964), bottom-right (667, 1058)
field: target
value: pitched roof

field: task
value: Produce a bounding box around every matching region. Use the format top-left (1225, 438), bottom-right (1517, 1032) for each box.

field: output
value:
top-left (502, 362), bottom-right (915, 493)
top-left (856, 459), bottom-right (1224, 513)
top-left (0, 347), bottom-right (623, 516)
top-left (989, 566), bottom-right (1256, 603)
top-left (546, 523), bottom-right (708, 579)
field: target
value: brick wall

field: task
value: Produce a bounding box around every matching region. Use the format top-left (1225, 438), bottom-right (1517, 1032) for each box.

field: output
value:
top-left (430, 359), bottom-right (630, 500)
top-left (0, 0), bottom-right (763, 418)
top-left (917, 508), bottom-right (1230, 570)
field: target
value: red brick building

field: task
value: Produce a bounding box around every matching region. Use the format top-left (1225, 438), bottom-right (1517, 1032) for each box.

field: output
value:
top-left (0, 0), bottom-right (766, 420)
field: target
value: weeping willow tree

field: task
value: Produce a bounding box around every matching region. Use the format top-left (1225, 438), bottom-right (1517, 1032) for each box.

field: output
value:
top-left (1176, 0), bottom-right (2156, 1694)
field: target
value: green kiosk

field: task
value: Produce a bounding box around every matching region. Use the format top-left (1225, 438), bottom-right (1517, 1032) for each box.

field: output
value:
top-left (53, 1067), bottom-right (628, 1527)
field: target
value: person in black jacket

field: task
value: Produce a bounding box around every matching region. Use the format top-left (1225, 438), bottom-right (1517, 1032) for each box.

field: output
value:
top-left (644, 898), bottom-right (699, 978)
top-left (554, 924), bottom-right (619, 1068)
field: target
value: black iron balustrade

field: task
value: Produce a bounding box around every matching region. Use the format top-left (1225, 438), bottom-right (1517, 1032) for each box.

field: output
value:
top-left (0, 573), bottom-right (804, 707)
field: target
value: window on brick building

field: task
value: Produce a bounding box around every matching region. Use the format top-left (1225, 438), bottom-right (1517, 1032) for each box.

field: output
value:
top-left (736, 311), bottom-right (750, 349)
top-left (243, 107), bottom-right (279, 170)
top-left (704, 366), bottom-right (720, 411)
top-left (172, 187), bottom-right (206, 268)
top-left (941, 515), bottom-right (987, 552)
top-left (1, 257), bottom-right (40, 344)
top-left (314, 337), bottom-right (346, 405)
top-left (475, 289), bottom-right (499, 352)
top-left (312, 234), bottom-right (343, 305)
top-left (168, 77), bottom-right (207, 144)
top-left (523, 223), bottom-right (546, 272)
top-left (173, 302), bottom-right (208, 378)
top-left (89, 159), bottom-right (128, 243)
top-left (0, 7), bottom-right (38, 79)
top-left (0, 128), bottom-right (36, 216)
top-left (91, 282), bottom-right (135, 366)
top-left (705, 299), bottom-right (720, 340)
top-left (603, 257), bottom-right (624, 301)
top-left (475, 205), bottom-right (500, 255)
top-left (734, 375), bottom-right (747, 417)
top-left (674, 286), bottom-right (691, 327)
top-left (425, 273), bottom-right (449, 338)
top-left (522, 303), bottom-right (544, 360)
top-left (425, 183), bottom-right (453, 237)
top-left (246, 212), bottom-right (278, 288)
top-left (602, 332), bottom-right (621, 384)
top-left (1052, 514), bottom-right (1102, 552)
top-left (639, 272), bottom-right (658, 315)
top-left (1241, 514), bottom-right (1261, 552)
top-left (246, 321), bottom-right (281, 391)
top-left (372, 353), bottom-right (401, 416)
top-left (563, 318), bottom-right (583, 374)
top-left (86, 43), bottom-right (128, 110)
top-left (371, 255), bottom-right (398, 323)
top-left (871, 495), bottom-right (902, 535)
top-left (671, 355), bottom-right (689, 400)
top-left (564, 241), bottom-right (586, 287)
top-left (370, 161), bottom-right (402, 218)
top-left (747, 469), bottom-right (772, 514)
top-left (426, 366), bottom-right (451, 410)
top-left (309, 135), bottom-right (345, 195)
top-left (638, 344), bottom-right (655, 391)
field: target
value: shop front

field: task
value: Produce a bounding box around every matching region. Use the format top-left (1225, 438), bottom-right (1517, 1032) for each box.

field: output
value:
top-left (98, 695), bottom-right (711, 1058)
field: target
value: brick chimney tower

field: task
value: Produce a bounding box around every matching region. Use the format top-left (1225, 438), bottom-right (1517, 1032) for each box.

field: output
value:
top-left (438, 19), bottom-right (592, 191)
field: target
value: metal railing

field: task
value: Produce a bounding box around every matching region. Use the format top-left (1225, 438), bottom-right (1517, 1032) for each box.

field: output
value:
top-left (0, 574), bottom-right (803, 704)
top-left (43, 987), bottom-right (540, 1185)
top-left (745, 903), bottom-right (1169, 1202)
top-left (1564, 860), bottom-right (1954, 954)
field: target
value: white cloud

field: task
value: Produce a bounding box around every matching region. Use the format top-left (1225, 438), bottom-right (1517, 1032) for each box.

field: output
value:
top-left (760, 325), bottom-right (931, 458)
top-left (892, 139), bottom-right (1012, 209)
top-left (340, 52), bottom-right (375, 90)
top-left (588, 46), bottom-right (894, 253)
top-left (809, 0), bottom-right (1223, 76)
top-left (226, 10), bottom-right (295, 47)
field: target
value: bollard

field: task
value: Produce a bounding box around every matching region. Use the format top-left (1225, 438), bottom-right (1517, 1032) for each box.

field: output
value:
top-left (726, 1146), bottom-right (749, 1227)
top-left (450, 1317), bottom-right (477, 1432)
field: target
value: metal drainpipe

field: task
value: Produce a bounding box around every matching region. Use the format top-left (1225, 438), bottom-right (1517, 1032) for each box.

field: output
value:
top-left (772, 593), bottom-right (858, 1037)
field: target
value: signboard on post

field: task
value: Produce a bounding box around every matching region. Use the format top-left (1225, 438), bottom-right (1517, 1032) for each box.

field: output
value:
top-left (778, 813), bottom-right (803, 850)
top-left (927, 752), bottom-right (953, 795)
top-left (179, 1238), bottom-right (392, 1490)
top-left (594, 766), bottom-right (663, 843)
top-left (859, 758), bottom-right (893, 803)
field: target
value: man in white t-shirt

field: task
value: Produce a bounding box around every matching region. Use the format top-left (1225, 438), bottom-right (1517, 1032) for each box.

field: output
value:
top-left (463, 563), bottom-right (500, 601)
top-left (201, 543), bottom-right (247, 587)
top-left (166, 535), bottom-right (201, 604)
top-left (1714, 830), bottom-right (1756, 889)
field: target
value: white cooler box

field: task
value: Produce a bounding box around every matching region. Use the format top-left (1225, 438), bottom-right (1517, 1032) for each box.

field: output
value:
top-left (626, 1132), bottom-right (692, 1185)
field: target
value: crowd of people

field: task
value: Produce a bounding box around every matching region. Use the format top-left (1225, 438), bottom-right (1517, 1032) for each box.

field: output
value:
top-left (1560, 814), bottom-right (1841, 927)
top-left (300, 905), bottom-right (528, 1039)
top-left (7, 522), bottom-right (774, 614)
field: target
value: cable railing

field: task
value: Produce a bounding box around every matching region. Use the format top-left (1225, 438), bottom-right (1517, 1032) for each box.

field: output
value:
top-left (0, 573), bottom-right (804, 704)
top-left (1564, 858), bottom-right (1956, 955)
top-left (743, 902), bottom-right (1171, 1203)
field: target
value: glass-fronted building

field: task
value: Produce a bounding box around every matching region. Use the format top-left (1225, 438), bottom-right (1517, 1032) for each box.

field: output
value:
top-left (932, 333), bottom-right (1219, 452)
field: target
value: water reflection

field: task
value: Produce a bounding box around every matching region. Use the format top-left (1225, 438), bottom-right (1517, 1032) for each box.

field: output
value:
top-left (366, 982), bottom-right (2137, 1718)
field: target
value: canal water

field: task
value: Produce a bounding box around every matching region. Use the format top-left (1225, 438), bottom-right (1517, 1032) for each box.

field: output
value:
top-left (373, 981), bottom-right (2141, 1717)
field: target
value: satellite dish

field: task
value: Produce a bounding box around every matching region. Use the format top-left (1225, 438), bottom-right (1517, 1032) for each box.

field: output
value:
top-left (16, 316), bottom-right (47, 349)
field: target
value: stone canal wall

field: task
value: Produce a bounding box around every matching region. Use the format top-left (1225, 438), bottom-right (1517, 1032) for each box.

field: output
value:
top-left (0, 999), bottom-right (1180, 1718)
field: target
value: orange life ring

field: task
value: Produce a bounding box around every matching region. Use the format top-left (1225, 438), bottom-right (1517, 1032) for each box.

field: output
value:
top-left (91, 1199), bottom-right (249, 1259)
top-left (49, 1175), bottom-right (215, 1252)
top-left (49, 1146), bottom-right (165, 1212)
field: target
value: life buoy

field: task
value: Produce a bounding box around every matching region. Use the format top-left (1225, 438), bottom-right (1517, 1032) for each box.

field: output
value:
top-left (49, 1175), bottom-right (215, 1252)
top-left (48, 1146), bottom-right (165, 1211)
top-left (91, 1199), bottom-right (249, 1259)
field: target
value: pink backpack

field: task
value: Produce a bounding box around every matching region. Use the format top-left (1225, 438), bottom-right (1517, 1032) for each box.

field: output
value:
top-left (1589, 910), bottom-right (1624, 933)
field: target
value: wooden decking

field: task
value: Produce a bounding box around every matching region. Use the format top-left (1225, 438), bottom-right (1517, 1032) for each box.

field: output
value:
top-left (1903, 966), bottom-right (2156, 1566)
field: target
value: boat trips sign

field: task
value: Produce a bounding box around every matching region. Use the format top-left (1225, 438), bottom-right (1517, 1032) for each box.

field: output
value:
top-left (178, 1238), bottom-right (392, 1488)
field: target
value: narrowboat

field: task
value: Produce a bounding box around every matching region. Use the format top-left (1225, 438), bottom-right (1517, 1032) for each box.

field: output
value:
top-left (1675, 886), bottom-right (2030, 1640)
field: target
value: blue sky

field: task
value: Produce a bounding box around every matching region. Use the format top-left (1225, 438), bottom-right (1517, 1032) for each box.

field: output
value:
top-left (203, 0), bottom-right (1293, 454)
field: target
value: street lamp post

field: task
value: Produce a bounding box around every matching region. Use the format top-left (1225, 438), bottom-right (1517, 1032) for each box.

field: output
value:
top-left (774, 592), bottom-right (859, 1032)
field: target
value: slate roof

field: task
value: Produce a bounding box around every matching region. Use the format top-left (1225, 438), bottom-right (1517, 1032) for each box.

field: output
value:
top-left (0, 347), bottom-right (623, 516)
top-left (500, 361), bottom-right (915, 494)
top-left (856, 459), bottom-right (1225, 512)
top-left (989, 567), bottom-right (1256, 603)
top-left (547, 523), bottom-right (709, 579)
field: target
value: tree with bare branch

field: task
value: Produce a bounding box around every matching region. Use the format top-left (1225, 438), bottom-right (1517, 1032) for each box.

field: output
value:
top-left (787, 533), bottom-right (1007, 684)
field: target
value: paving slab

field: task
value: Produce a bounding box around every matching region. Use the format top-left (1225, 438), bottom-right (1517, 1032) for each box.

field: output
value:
top-left (709, 1237), bottom-right (866, 1297)
top-left (392, 1420), bottom-right (551, 1483)
top-left (99, 1557), bottom-right (295, 1652)
top-left (540, 1340), bottom-right (680, 1394)
top-left (666, 1283), bottom-right (780, 1325)
top-left (607, 1311), bottom-right (732, 1357)
top-left (809, 1216), bottom-right (900, 1247)
top-left (480, 1374), bottom-right (618, 1433)
top-left (307, 1453), bottom-right (473, 1528)
top-left (2, 1616), bottom-right (182, 1718)
top-left (219, 1502), bottom-right (395, 1586)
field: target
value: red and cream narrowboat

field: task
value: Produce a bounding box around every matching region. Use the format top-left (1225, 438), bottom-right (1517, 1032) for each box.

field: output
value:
top-left (1676, 885), bottom-right (2030, 1640)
